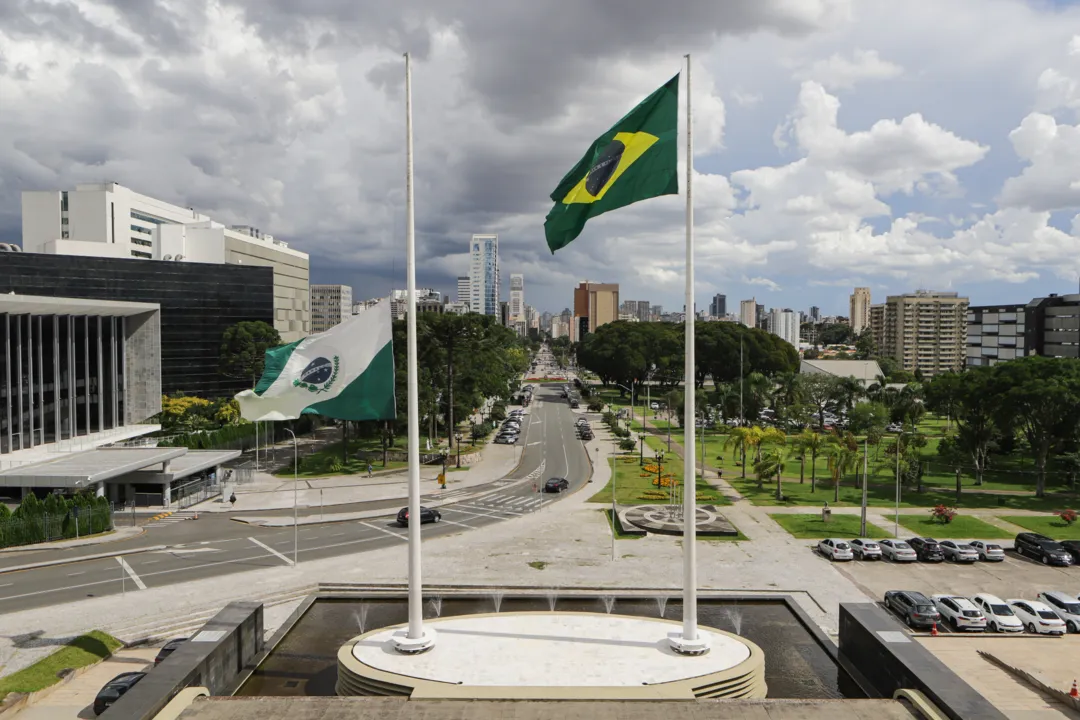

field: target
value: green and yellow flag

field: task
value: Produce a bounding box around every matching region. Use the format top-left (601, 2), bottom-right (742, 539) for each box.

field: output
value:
top-left (544, 73), bottom-right (679, 253)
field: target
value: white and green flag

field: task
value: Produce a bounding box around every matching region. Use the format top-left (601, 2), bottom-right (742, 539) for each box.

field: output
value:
top-left (235, 299), bottom-right (396, 422)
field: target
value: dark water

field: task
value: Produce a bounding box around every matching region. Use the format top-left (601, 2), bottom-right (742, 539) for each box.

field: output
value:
top-left (237, 596), bottom-right (864, 699)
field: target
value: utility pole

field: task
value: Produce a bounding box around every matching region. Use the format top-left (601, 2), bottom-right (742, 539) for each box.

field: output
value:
top-left (860, 435), bottom-right (868, 537)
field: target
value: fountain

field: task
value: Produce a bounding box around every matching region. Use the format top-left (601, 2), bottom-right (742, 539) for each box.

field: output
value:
top-left (428, 596), bottom-right (443, 618)
top-left (655, 595), bottom-right (669, 618)
top-left (601, 596), bottom-right (616, 614)
top-left (352, 603), bottom-right (370, 634)
top-left (491, 590), bottom-right (504, 614)
top-left (546, 588), bottom-right (559, 612)
top-left (724, 607), bottom-right (743, 636)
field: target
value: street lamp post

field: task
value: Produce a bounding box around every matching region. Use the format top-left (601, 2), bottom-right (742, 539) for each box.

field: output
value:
top-left (656, 449), bottom-right (666, 503)
top-left (284, 428), bottom-right (299, 566)
top-left (455, 432), bottom-right (463, 468)
top-left (639, 433), bottom-right (645, 466)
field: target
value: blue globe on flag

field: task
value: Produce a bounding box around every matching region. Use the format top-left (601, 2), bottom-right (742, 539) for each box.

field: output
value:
top-left (301, 357), bottom-right (334, 386)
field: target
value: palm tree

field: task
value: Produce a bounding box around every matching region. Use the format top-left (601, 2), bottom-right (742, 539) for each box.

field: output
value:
top-left (798, 430), bottom-right (828, 493)
top-left (754, 446), bottom-right (788, 499)
top-left (712, 382), bottom-right (739, 424)
top-left (745, 372), bottom-right (772, 421)
top-left (834, 376), bottom-right (865, 415)
top-left (724, 427), bottom-right (753, 478)
top-left (826, 440), bottom-right (860, 503)
top-left (772, 371), bottom-right (802, 419)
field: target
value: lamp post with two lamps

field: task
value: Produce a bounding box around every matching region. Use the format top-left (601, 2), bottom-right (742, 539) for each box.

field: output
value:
top-left (455, 432), bottom-right (463, 468)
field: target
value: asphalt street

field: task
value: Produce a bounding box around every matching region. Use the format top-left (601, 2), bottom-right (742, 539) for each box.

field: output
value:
top-left (0, 384), bottom-right (593, 612)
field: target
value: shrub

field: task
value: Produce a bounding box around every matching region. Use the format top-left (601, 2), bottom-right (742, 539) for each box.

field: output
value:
top-left (618, 438), bottom-right (637, 452)
top-left (930, 504), bottom-right (957, 524)
top-left (1056, 509), bottom-right (1078, 525)
top-left (587, 400), bottom-right (604, 413)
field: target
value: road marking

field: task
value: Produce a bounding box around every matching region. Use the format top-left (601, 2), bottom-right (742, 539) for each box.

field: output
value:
top-left (449, 504), bottom-right (523, 519)
top-left (0, 583), bottom-right (11, 588)
top-left (358, 521), bottom-right (408, 541)
top-left (436, 517), bottom-right (474, 530)
top-left (248, 537), bottom-right (294, 566)
top-left (67, 571), bottom-right (85, 577)
top-left (275, 540), bottom-right (292, 546)
top-left (331, 532), bottom-right (345, 537)
top-left (141, 560), bottom-right (160, 565)
top-left (116, 557), bottom-right (147, 590)
top-left (528, 441), bottom-right (542, 446)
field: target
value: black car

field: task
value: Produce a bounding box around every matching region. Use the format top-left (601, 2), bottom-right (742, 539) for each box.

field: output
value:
top-left (93, 672), bottom-right (146, 715)
top-left (543, 477), bottom-right (570, 493)
top-left (396, 506), bottom-right (441, 526)
top-left (1061, 540), bottom-right (1080, 564)
top-left (884, 590), bottom-right (941, 629)
top-left (154, 638), bottom-right (186, 665)
top-left (1014, 532), bottom-right (1074, 566)
top-left (907, 537), bottom-right (945, 562)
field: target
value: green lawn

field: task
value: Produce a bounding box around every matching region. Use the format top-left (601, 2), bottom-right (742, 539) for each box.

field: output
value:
top-left (999, 515), bottom-right (1080, 540)
top-left (603, 509), bottom-right (644, 540)
top-left (589, 433), bottom-right (728, 506)
top-left (274, 439), bottom-right (408, 477)
top-left (0, 631), bottom-right (122, 701)
top-left (769, 513), bottom-right (891, 539)
top-left (880, 513), bottom-right (1012, 539)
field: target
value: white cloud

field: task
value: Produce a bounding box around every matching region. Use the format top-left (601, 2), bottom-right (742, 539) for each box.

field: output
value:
top-left (731, 88), bottom-right (762, 107)
top-left (797, 49), bottom-right (903, 90)
top-left (743, 276), bottom-right (782, 292)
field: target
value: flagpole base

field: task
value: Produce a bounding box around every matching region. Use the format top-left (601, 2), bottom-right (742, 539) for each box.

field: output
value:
top-left (392, 628), bottom-right (436, 655)
top-left (668, 631), bottom-right (711, 656)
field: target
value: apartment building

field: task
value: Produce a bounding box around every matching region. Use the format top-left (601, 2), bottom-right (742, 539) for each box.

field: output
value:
top-left (509, 273), bottom-right (525, 336)
top-left (469, 234), bottom-right (499, 317)
top-left (849, 287), bottom-right (871, 334)
top-left (872, 291), bottom-right (968, 376)
top-left (739, 299), bottom-right (756, 328)
top-left (769, 308), bottom-right (799, 347)
top-left (572, 282), bottom-right (619, 341)
top-left (967, 293), bottom-right (1080, 366)
top-left (309, 285), bottom-right (352, 334)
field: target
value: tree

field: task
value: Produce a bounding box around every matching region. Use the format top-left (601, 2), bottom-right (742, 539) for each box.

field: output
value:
top-left (848, 401), bottom-right (889, 446)
top-left (724, 427), bottom-right (754, 478)
top-left (817, 323), bottom-right (855, 346)
top-left (797, 430), bottom-right (828, 493)
top-left (925, 370), bottom-right (996, 486)
top-left (754, 447), bottom-right (788, 500)
top-left (802, 374), bottom-right (841, 429)
top-left (219, 321), bottom-right (282, 386)
top-left (991, 357), bottom-right (1080, 497)
top-left (832, 376), bottom-right (865, 415)
top-left (854, 330), bottom-right (876, 360)
top-left (826, 434), bottom-right (860, 502)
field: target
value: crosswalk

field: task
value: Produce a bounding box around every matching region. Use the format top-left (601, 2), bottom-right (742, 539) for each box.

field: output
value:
top-left (466, 493), bottom-right (544, 513)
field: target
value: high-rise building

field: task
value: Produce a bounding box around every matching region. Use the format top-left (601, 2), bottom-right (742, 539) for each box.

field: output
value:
top-left (21, 182), bottom-right (310, 342)
top-left (635, 301), bottom-right (651, 322)
top-left (739, 299), bottom-right (756, 328)
top-left (756, 303), bottom-right (766, 329)
top-left (710, 294), bottom-right (726, 318)
top-left (809, 306), bottom-right (820, 323)
top-left (873, 291), bottom-right (969, 377)
top-left (541, 311), bottom-right (553, 333)
top-left (499, 300), bottom-right (510, 327)
top-left (469, 234), bottom-right (499, 317)
top-left (456, 276), bottom-right (470, 307)
top-left (850, 287), bottom-right (872, 335)
top-left (509, 273), bottom-right (525, 336)
top-left (966, 293), bottom-right (1080, 366)
top-left (309, 285), bottom-right (353, 334)
top-left (572, 282), bottom-right (619, 341)
top-left (386, 288), bottom-right (442, 320)
top-left (769, 308), bottom-right (799, 346)
top-left (651, 304), bottom-right (662, 320)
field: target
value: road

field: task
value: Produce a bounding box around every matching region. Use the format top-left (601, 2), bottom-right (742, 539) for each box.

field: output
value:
top-left (0, 384), bottom-right (593, 613)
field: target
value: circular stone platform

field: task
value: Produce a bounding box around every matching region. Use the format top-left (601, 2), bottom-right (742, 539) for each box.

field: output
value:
top-left (337, 612), bottom-right (766, 699)
top-left (620, 504), bottom-right (737, 536)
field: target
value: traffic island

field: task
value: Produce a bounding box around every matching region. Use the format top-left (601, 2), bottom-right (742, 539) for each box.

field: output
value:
top-left (618, 504), bottom-right (738, 537)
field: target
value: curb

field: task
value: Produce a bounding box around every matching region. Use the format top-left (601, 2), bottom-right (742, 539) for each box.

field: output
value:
top-left (0, 526), bottom-right (146, 555)
top-left (0, 545), bottom-right (167, 575)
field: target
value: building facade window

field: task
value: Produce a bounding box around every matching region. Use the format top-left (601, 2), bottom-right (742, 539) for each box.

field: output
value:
top-left (130, 210), bottom-right (167, 225)
top-left (130, 250), bottom-right (152, 259)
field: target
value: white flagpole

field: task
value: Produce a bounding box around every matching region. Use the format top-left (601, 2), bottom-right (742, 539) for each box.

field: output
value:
top-left (671, 53), bottom-right (709, 656)
top-left (395, 52), bottom-right (434, 654)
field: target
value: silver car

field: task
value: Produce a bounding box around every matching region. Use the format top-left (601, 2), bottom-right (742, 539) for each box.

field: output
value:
top-left (968, 541), bottom-right (1006, 561)
top-left (879, 539), bottom-right (918, 562)
top-left (850, 538), bottom-right (882, 560)
top-left (939, 540), bottom-right (979, 563)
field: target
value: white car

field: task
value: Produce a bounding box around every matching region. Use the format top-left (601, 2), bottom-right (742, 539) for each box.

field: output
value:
top-left (968, 541), bottom-right (1006, 562)
top-left (878, 539), bottom-right (918, 562)
top-left (931, 594), bottom-right (987, 632)
top-left (939, 540), bottom-right (979, 563)
top-left (971, 594), bottom-right (1024, 633)
top-left (817, 538), bottom-right (854, 561)
top-left (849, 538), bottom-right (883, 560)
top-left (1037, 591), bottom-right (1080, 634)
top-left (1007, 599), bottom-right (1067, 636)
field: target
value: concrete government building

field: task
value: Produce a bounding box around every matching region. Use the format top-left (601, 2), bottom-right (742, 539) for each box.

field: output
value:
top-left (21, 182), bottom-right (309, 342)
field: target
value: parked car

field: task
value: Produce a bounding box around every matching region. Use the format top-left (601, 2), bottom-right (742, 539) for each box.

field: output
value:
top-left (650, 402), bottom-right (659, 410)
top-left (154, 638), bottom-right (186, 665)
top-left (1062, 540), bottom-right (1080, 564)
top-left (884, 590), bottom-right (941, 629)
top-left (939, 540), bottom-right (979, 563)
top-left (1014, 532), bottom-right (1074, 566)
top-left (885, 423), bottom-right (903, 433)
top-left (908, 537), bottom-right (946, 562)
top-left (931, 595), bottom-right (987, 632)
top-left (968, 540), bottom-right (1006, 562)
top-left (396, 506), bottom-right (441, 526)
top-left (878, 539), bottom-right (919, 562)
top-left (1007, 599), bottom-right (1066, 635)
top-left (575, 418), bottom-right (589, 426)
top-left (849, 539), bottom-right (882, 560)
top-left (1037, 591), bottom-right (1080, 634)
top-left (817, 538), bottom-right (854, 561)
top-left (971, 593), bottom-right (1024, 633)
top-left (543, 477), bottom-right (570, 493)
top-left (494, 435), bottom-right (516, 444)
top-left (93, 672), bottom-right (147, 715)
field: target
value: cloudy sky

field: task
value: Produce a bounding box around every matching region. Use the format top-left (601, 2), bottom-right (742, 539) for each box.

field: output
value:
top-left (2, 0), bottom-right (1080, 316)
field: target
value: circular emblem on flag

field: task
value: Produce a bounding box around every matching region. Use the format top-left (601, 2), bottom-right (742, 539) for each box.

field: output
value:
top-left (585, 140), bottom-right (626, 196)
top-left (293, 356), bottom-right (340, 393)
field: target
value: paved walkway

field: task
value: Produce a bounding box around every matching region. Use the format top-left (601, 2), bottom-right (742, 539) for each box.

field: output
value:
top-left (11, 647), bottom-right (157, 719)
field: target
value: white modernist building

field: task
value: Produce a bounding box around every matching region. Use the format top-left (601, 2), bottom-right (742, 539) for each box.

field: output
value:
top-left (469, 234), bottom-right (499, 317)
top-left (310, 285), bottom-right (353, 334)
top-left (21, 183), bottom-right (310, 342)
top-left (769, 308), bottom-right (799, 347)
top-left (509, 273), bottom-right (525, 336)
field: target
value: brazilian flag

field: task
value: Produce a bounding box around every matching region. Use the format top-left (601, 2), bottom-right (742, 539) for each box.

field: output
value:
top-left (544, 73), bottom-right (679, 254)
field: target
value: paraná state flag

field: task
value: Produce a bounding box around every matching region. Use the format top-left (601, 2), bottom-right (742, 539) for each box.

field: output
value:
top-left (544, 73), bottom-right (679, 253)
top-left (235, 299), bottom-right (396, 422)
